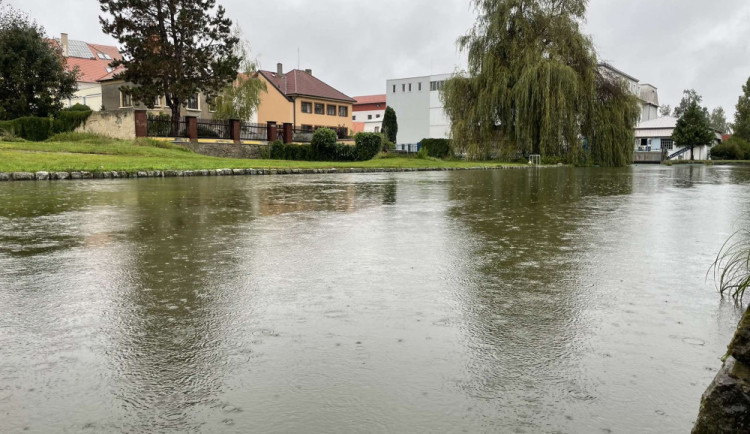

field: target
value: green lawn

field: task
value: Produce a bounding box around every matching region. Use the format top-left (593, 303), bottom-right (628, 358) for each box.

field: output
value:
top-left (0, 138), bottom-right (521, 172)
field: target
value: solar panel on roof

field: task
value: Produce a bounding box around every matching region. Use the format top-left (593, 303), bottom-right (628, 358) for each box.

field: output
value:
top-left (67, 40), bottom-right (94, 59)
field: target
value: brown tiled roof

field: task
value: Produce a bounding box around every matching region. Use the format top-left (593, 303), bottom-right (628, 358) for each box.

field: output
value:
top-left (259, 69), bottom-right (355, 103)
top-left (353, 94), bottom-right (386, 105)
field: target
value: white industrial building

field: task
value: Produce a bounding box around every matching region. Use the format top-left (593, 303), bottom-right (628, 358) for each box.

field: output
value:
top-left (385, 73), bottom-right (452, 146)
top-left (634, 116), bottom-right (722, 162)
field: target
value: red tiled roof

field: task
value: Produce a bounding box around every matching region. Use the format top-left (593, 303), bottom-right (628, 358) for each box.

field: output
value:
top-left (259, 69), bottom-right (355, 103)
top-left (54, 39), bottom-right (122, 83)
top-left (353, 94), bottom-right (386, 105)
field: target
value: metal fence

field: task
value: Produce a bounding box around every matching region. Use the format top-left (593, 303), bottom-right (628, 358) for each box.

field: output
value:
top-left (196, 119), bottom-right (230, 140)
top-left (240, 122), bottom-right (267, 141)
top-left (147, 117), bottom-right (188, 138)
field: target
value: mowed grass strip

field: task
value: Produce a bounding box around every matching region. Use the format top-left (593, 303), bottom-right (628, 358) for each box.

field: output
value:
top-left (0, 138), bottom-right (520, 173)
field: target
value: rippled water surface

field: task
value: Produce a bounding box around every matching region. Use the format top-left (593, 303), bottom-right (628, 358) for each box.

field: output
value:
top-left (2, 166), bottom-right (750, 433)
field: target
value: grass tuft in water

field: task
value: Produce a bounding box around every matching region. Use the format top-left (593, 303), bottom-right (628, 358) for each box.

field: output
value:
top-left (710, 230), bottom-right (750, 302)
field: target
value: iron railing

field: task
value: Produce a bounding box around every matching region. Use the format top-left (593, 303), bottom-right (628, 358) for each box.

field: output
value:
top-left (239, 122), bottom-right (267, 141)
top-left (147, 116), bottom-right (187, 138)
top-left (196, 119), bottom-right (230, 139)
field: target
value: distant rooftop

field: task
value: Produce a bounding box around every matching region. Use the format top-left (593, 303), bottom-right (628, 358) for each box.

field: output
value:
top-left (353, 95), bottom-right (386, 105)
top-left (259, 68), bottom-right (355, 103)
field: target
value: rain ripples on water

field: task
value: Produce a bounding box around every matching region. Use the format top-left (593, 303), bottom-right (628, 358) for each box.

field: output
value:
top-left (1, 166), bottom-right (749, 433)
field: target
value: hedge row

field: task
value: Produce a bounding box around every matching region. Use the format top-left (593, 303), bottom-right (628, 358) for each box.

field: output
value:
top-left (270, 129), bottom-right (382, 162)
top-left (1, 107), bottom-right (92, 141)
top-left (711, 137), bottom-right (750, 160)
top-left (419, 138), bottom-right (452, 158)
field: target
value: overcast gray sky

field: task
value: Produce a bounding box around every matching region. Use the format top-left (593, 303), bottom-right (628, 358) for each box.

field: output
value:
top-left (10, 0), bottom-right (750, 117)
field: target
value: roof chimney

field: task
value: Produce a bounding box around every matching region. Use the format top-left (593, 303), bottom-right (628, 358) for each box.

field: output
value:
top-left (61, 33), bottom-right (69, 57)
top-left (305, 69), bottom-right (312, 76)
top-left (276, 63), bottom-right (283, 76)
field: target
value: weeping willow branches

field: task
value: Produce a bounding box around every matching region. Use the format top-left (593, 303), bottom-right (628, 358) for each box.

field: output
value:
top-left (442, 0), bottom-right (639, 165)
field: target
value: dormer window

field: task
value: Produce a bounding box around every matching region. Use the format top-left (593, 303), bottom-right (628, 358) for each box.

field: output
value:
top-left (97, 53), bottom-right (105, 59)
top-left (104, 54), bottom-right (112, 60)
top-left (106, 67), bottom-right (113, 73)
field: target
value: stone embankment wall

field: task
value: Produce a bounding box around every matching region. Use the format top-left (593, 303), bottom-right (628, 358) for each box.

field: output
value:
top-left (181, 141), bottom-right (265, 159)
top-left (0, 165), bottom-right (550, 182)
top-left (693, 307), bottom-right (750, 433)
top-left (75, 110), bottom-right (136, 140)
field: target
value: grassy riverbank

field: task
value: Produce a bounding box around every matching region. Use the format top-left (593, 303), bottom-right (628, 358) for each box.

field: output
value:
top-left (0, 136), bottom-right (521, 173)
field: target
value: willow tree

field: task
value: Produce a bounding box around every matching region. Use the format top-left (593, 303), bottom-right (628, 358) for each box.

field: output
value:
top-left (212, 27), bottom-right (266, 122)
top-left (442, 0), bottom-right (639, 166)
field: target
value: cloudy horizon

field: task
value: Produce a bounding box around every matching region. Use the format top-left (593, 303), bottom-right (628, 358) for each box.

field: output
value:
top-left (8, 0), bottom-right (750, 119)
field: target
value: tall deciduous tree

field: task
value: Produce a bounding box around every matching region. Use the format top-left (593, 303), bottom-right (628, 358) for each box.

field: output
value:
top-left (733, 77), bottom-right (750, 142)
top-left (709, 107), bottom-right (729, 133)
top-left (211, 27), bottom-right (266, 122)
top-left (672, 98), bottom-right (714, 161)
top-left (442, 0), bottom-right (639, 166)
top-left (382, 106), bottom-right (398, 144)
top-left (660, 105), bottom-right (672, 117)
top-left (99, 0), bottom-right (241, 134)
top-left (0, 3), bottom-right (77, 120)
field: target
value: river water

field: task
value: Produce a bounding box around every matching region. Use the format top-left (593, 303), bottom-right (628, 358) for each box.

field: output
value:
top-left (1, 166), bottom-right (749, 433)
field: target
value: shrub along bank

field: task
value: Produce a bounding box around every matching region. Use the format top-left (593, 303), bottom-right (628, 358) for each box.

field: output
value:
top-left (271, 129), bottom-right (382, 162)
top-left (419, 138), bottom-right (452, 158)
top-left (0, 104), bottom-right (92, 141)
top-left (710, 136), bottom-right (750, 160)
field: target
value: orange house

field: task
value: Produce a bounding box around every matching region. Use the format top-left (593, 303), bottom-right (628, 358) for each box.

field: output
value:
top-left (256, 64), bottom-right (355, 135)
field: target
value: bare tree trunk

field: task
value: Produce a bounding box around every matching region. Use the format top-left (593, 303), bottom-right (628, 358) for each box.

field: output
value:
top-left (170, 104), bottom-right (180, 137)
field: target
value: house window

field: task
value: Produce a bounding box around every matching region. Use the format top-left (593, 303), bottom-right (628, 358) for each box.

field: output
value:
top-left (408, 83), bottom-right (412, 92)
top-left (301, 125), bottom-right (313, 132)
top-left (301, 102), bottom-right (312, 113)
top-left (662, 139), bottom-right (674, 150)
top-left (368, 114), bottom-right (372, 120)
top-left (402, 84), bottom-right (406, 92)
top-left (154, 96), bottom-right (161, 107)
top-left (375, 127), bottom-right (380, 133)
top-left (339, 106), bottom-right (348, 117)
top-left (314, 103), bottom-right (324, 115)
top-left (353, 115), bottom-right (356, 121)
top-left (418, 82), bottom-right (422, 91)
top-left (392, 85), bottom-right (396, 93)
top-left (430, 81), bottom-right (445, 91)
top-left (376, 114), bottom-right (380, 118)
top-left (207, 96), bottom-right (217, 113)
top-left (120, 91), bottom-right (133, 108)
top-left (327, 104), bottom-right (336, 116)
top-left (186, 94), bottom-right (199, 111)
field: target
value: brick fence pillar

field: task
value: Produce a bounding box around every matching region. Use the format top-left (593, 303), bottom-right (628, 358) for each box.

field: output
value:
top-left (134, 110), bottom-right (147, 138)
top-left (267, 121), bottom-right (277, 142)
top-left (229, 119), bottom-right (241, 143)
top-left (186, 116), bottom-right (198, 142)
top-left (283, 123), bottom-right (293, 144)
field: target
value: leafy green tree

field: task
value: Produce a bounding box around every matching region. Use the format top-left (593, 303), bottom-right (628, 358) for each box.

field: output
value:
top-left (211, 27), bottom-right (266, 121)
top-left (673, 89), bottom-right (702, 118)
top-left (733, 77), bottom-right (750, 142)
top-left (99, 0), bottom-right (241, 135)
top-left (709, 107), bottom-right (729, 133)
top-left (382, 106), bottom-right (398, 144)
top-left (0, 4), bottom-right (77, 120)
top-left (672, 98), bottom-right (714, 161)
top-left (660, 105), bottom-right (672, 117)
top-left (442, 0), bottom-right (639, 166)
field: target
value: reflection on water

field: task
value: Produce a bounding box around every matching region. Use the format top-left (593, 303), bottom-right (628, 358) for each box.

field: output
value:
top-left (1, 167), bottom-right (749, 433)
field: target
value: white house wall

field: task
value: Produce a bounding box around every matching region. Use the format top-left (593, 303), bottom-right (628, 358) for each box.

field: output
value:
top-left (353, 108), bottom-right (385, 132)
top-left (69, 82), bottom-right (103, 111)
